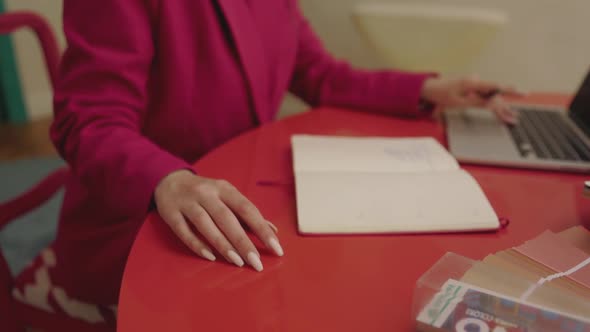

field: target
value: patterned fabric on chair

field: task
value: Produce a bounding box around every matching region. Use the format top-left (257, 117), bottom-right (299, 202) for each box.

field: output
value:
top-left (0, 166), bottom-right (116, 331)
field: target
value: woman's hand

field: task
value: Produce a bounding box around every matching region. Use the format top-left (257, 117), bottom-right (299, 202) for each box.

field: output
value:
top-left (154, 170), bottom-right (284, 271)
top-left (421, 76), bottom-right (524, 124)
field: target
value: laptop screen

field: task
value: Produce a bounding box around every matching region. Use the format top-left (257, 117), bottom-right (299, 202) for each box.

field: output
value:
top-left (569, 71), bottom-right (590, 137)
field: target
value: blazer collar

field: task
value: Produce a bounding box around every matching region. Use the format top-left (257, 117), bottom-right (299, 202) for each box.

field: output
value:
top-left (216, 0), bottom-right (271, 124)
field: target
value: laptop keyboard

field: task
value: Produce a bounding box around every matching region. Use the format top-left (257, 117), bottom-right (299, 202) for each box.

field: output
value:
top-left (507, 109), bottom-right (590, 161)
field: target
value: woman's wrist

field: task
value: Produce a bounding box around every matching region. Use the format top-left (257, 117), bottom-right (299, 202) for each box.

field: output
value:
top-left (419, 77), bottom-right (440, 112)
top-left (420, 77), bottom-right (439, 105)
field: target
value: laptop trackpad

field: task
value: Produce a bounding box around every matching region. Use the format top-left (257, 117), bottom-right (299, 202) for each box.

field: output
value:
top-left (447, 108), bottom-right (522, 161)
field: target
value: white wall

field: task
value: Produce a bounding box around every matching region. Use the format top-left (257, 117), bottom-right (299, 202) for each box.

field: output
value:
top-left (298, 0), bottom-right (590, 93)
top-left (5, 0), bottom-right (64, 120)
top-left (6, 0), bottom-right (590, 119)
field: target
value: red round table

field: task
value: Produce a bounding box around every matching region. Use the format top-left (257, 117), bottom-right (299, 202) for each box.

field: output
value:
top-left (118, 94), bottom-right (589, 331)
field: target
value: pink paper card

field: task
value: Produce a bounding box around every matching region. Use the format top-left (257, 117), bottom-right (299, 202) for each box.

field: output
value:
top-left (514, 230), bottom-right (590, 289)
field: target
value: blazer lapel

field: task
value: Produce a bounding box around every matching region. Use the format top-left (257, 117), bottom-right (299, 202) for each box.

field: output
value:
top-left (216, 0), bottom-right (271, 124)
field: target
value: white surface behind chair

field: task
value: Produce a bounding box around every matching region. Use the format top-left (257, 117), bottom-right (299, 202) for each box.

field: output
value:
top-left (352, 3), bottom-right (507, 75)
top-left (298, 0), bottom-right (590, 94)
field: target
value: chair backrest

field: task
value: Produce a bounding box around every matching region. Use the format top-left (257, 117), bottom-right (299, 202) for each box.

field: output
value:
top-left (0, 11), bottom-right (60, 88)
top-left (0, 12), bottom-right (62, 331)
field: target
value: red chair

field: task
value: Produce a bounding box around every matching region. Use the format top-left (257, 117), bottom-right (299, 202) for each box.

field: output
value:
top-left (0, 12), bottom-right (113, 332)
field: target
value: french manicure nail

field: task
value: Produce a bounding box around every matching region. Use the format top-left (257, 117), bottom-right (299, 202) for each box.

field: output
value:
top-left (227, 250), bottom-right (244, 267)
top-left (267, 221), bottom-right (279, 233)
top-left (268, 238), bottom-right (284, 257)
top-left (201, 249), bottom-right (216, 261)
top-left (247, 252), bottom-right (264, 272)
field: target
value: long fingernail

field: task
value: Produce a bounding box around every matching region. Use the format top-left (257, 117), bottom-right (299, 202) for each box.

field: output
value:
top-left (268, 238), bottom-right (284, 257)
top-left (247, 252), bottom-right (264, 272)
top-left (201, 249), bottom-right (216, 261)
top-left (267, 221), bottom-right (279, 234)
top-left (227, 250), bottom-right (244, 267)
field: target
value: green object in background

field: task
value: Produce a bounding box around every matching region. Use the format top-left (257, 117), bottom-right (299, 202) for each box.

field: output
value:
top-left (0, 0), bottom-right (28, 123)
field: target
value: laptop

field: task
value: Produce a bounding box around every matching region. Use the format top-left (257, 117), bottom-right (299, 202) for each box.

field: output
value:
top-left (446, 70), bottom-right (590, 172)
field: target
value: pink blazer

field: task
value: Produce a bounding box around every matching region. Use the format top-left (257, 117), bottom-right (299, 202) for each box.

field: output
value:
top-left (47, 0), bottom-right (432, 304)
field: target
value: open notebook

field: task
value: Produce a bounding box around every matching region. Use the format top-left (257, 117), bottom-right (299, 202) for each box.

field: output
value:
top-left (291, 135), bottom-right (499, 234)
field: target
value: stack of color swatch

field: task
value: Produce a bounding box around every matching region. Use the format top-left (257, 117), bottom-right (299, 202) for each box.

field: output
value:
top-left (416, 226), bottom-right (590, 331)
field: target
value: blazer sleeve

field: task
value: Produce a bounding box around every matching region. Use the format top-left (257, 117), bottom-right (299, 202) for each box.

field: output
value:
top-left (288, 5), bottom-right (436, 117)
top-left (51, 0), bottom-right (190, 217)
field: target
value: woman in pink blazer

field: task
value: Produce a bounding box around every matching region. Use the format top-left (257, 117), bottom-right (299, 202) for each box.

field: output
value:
top-left (14, 0), bottom-right (518, 325)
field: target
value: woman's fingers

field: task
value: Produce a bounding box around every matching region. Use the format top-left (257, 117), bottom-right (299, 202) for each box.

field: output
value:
top-left (267, 220), bottom-right (279, 234)
top-left (219, 181), bottom-right (284, 257)
top-left (460, 78), bottom-right (524, 103)
top-left (497, 86), bottom-right (526, 98)
top-left (461, 93), bottom-right (489, 108)
top-left (445, 80), bottom-right (519, 125)
top-left (495, 105), bottom-right (518, 125)
top-left (199, 189), bottom-right (264, 272)
top-left (155, 172), bottom-right (282, 272)
top-left (162, 210), bottom-right (216, 261)
top-left (182, 203), bottom-right (245, 268)
top-left (460, 77), bottom-right (498, 94)
top-left (488, 96), bottom-right (518, 125)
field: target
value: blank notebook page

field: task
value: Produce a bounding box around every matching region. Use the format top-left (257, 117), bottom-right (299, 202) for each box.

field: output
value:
top-left (295, 170), bottom-right (498, 233)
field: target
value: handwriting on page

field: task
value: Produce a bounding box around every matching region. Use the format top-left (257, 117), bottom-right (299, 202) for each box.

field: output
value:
top-left (383, 144), bottom-right (435, 170)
